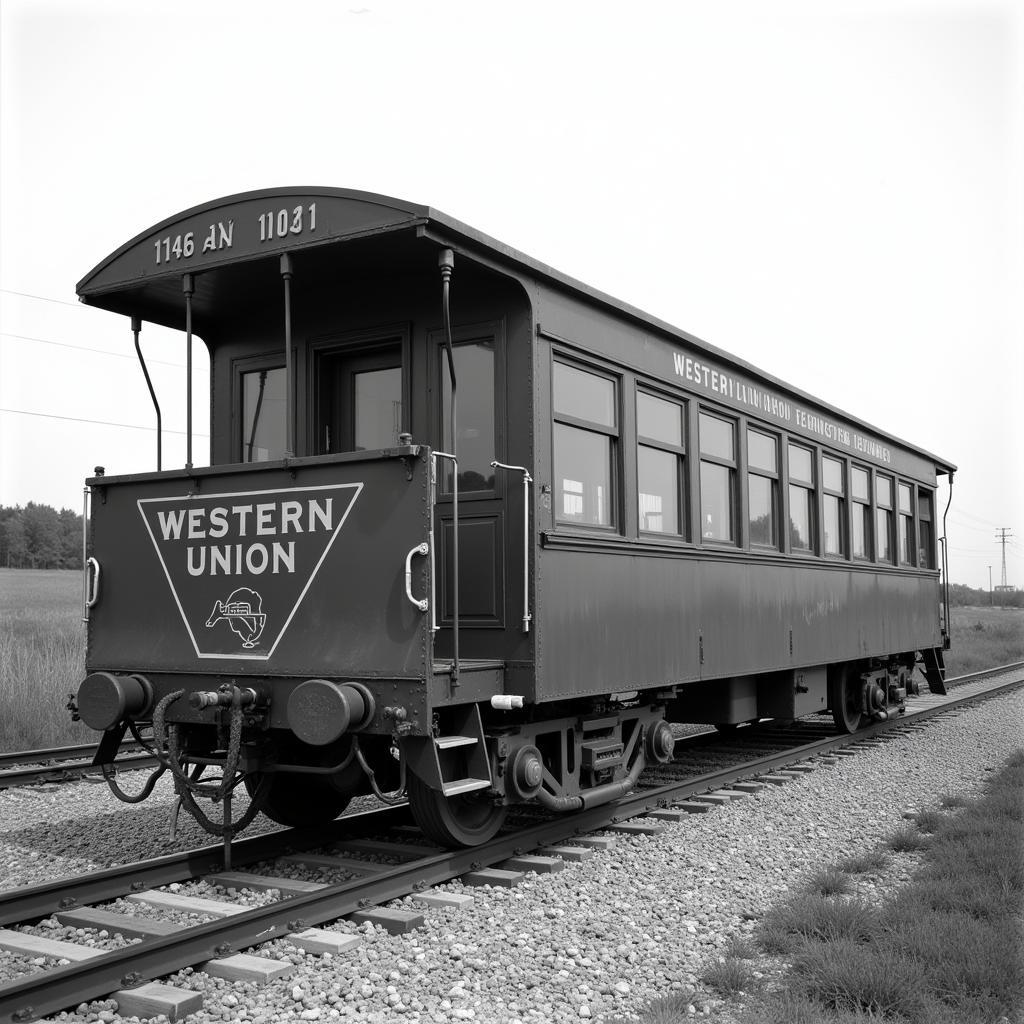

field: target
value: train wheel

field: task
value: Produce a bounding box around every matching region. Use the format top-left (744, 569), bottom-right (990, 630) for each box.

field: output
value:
top-left (406, 772), bottom-right (507, 847)
top-left (829, 664), bottom-right (866, 734)
top-left (244, 773), bottom-right (352, 828)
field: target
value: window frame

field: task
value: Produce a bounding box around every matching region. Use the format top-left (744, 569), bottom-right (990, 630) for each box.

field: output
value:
top-left (636, 387), bottom-right (687, 539)
top-left (918, 488), bottom-right (935, 570)
top-left (897, 481), bottom-right (915, 566)
top-left (821, 454), bottom-right (847, 559)
top-left (552, 354), bottom-right (621, 531)
top-left (746, 426), bottom-right (779, 550)
top-left (309, 322), bottom-right (412, 463)
top-left (850, 463), bottom-right (873, 561)
top-left (875, 473), bottom-right (895, 564)
top-left (429, 320), bottom-right (503, 505)
top-left (698, 409), bottom-right (738, 546)
top-left (439, 334), bottom-right (499, 497)
top-left (235, 354), bottom-right (287, 464)
top-left (786, 441), bottom-right (817, 554)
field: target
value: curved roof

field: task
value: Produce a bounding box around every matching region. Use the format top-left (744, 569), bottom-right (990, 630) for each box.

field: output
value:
top-left (77, 186), bottom-right (955, 475)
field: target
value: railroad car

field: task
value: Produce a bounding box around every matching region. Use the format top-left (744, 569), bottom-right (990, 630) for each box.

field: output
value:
top-left (71, 188), bottom-right (955, 848)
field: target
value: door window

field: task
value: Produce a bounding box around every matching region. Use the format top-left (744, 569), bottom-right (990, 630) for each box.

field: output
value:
top-left (440, 339), bottom-right (496, 492)
top-left (241, 366), bottom-right (286, 462)
top-left (317, 344), bottom-right (403, 454)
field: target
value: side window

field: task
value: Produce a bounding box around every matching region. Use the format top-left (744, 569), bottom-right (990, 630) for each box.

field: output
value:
top-left (898, 482), bottom-right (914, 565)
top-left (788, 443), bottom-right (815, 552)
top-left (699, 412), bottom-right (736, 543)
top-left (747, 428), bottom-right (778, 548)
top-left (918, 489), bottom-right (934, 569)
top-left (441, 339), bottom-right (495, 492)
top-left (241, 366), bottom-right (286, 462)
top-left (851, 465), bottom-right (872, 559)
top-left (822, 456), bottom-right (846, 557)
top-left (876, 474), bottom-right (894, 563)
top-left (554, 360), bottom-right (618, 527)
top-left (637, 391), bottom-right (686, 536)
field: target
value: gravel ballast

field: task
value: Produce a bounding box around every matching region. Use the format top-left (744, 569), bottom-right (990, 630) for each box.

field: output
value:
top-left (1, 688), bottom-right (1021, 1024)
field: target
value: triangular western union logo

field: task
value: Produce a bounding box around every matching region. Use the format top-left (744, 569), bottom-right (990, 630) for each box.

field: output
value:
top-left (138, 482), bottom-right (361, 660)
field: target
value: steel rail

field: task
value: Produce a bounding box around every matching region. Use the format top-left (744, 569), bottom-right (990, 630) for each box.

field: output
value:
top-left (0, 806), bottom-right (411, 928)
top-left (0, 752), bottom-right (158, 791)
top-left (1, 670), bottom-right (1022, 1023)
top-left (0, 743), bottom-right (100, 769)
top-left (943, 659), bottom-right (1024, 685)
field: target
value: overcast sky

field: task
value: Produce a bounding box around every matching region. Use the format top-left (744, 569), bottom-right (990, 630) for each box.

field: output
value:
top-left (2, 0), bottom-right (1021, 590)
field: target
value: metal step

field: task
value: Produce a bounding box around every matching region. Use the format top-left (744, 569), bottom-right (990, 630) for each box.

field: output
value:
top-left (436, 735), bottom-right (477, 750)
top-left (442, 777), bottom-right (490, 796)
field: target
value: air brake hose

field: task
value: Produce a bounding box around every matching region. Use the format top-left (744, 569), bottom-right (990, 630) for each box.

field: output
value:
top-left (101, 717), bottom-right (167, 804)
top-left (102, 760), bottom-right (166, 804)
top-left (152, 687), bottom-right (267, 838)
top-left (353, 736), bottom-right (406, 805)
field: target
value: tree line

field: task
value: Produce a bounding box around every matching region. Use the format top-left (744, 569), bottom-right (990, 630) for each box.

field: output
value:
top-left (948, 582), bottom-right (1023, 609)
top-left (0, 503), bottom-right (83, 569)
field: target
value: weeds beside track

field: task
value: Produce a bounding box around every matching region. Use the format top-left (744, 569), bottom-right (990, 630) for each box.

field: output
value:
top-left (696, 750), bottom-right (1024, 1024)
top-left (0, 570), bottom-right (91, 751)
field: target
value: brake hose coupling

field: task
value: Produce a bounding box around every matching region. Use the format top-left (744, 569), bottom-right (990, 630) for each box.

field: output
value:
top-left (189, 686), bottom-right (259, 711)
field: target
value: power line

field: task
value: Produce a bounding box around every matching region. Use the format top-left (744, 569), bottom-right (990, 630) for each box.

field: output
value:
top-left (0, 407), bottom-right (208, 437)
top-left (0, 287), bottom-right (81, 309)
top-left (0, 331), bottom-right (185, 368)
top-left (955, 507), bottom-right (1004, 529)
top-left (948, 518), bottom-right (996, 534)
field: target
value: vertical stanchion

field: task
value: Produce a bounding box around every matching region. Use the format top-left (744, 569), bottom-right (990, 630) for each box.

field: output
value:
top-left (183, 274), bottom-right (194, 469)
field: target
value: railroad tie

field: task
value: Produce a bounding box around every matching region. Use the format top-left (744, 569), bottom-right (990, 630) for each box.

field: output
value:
top-left (206, 869), bottom-right (329, 896)
top-left (606, 821), bottom-right (666, 836)
top-left (203, 952), bottom-right (294, 984)
top-left (349, 907), bottom-right (425, 934)
top-left (289, 928), bottom-right (364, 954)
top-left (412, 890), bottom-right (476, 910)
top-left (0, 927), bottom-right (105, 962)
top-left (462, 867), bottom-right (526, 888)
top-left (113, 982), bottom-right (203, 1022)
top-left (500, 855), bottom-right (565, 874)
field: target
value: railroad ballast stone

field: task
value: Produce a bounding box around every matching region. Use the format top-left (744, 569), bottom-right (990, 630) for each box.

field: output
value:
top-left (1, 688), bottom-right (1020, 1023)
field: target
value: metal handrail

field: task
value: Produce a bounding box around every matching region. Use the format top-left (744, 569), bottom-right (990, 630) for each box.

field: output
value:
top-left (431, 451), bottom-right (460, 682)
top-left (491, 460), bottom-right (533, 633)
top-left (404, 543), bottom-right (429, 612)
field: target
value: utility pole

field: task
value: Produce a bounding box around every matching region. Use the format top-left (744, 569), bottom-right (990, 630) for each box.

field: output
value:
top-left (994, 528), bottom-right (1013, 588)
top-left (989, 565), bottom-right (993, 606)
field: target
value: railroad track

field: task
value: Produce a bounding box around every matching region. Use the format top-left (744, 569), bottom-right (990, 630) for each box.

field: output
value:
top-left (0, 744), bottom-right (158, 792)
top-left (0, 662), bottom-right (1021, 1023)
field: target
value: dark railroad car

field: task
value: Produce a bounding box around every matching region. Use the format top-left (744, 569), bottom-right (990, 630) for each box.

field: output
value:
top-left (72, 188), bottom-right (955, 847)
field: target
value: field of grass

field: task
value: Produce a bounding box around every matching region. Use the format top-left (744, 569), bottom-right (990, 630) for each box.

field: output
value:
top-left (697, 752), bottom-right (1024, 1024)
top-left (0, 569), bottom-right (92, 750)
top-left (0, 571), bottom-right (1021, 754)
top-left (945, 605), bottom-right (1024, 678)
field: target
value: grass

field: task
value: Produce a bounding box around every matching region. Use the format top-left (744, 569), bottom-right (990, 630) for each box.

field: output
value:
top-left (887, 824), bottom-right (932, 853)
top-left (714, 751), bottom-right (1024, 1024)
top-left (0, 568), bottom-right (91, 750)
top-left (621, 750), bottom-right (1023, 1024)
top-left (944, 605), bottom-right (1024, 678)
top-left (803, 866), bottom-right (854, 897)
top-left (835, 849), bottom-right (889, 875)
